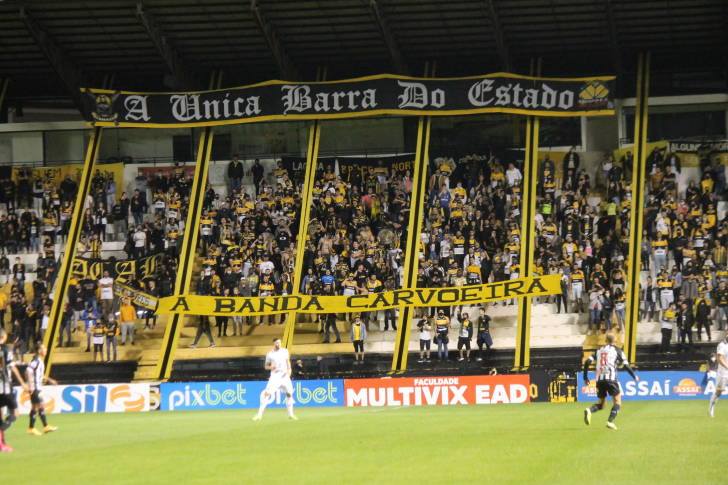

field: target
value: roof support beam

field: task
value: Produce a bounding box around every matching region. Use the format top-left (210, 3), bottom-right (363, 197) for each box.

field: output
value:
top-left (137, 3), bottom-right (200, 91)
top-left (18, 7), bottom-right (87, 113)
top-left (250, 0), bottom-right (299, 81)
top-left (604, 0), bottom-right (624, 90)
top-left (366, 0), bottom-right (409, 76)
top-left (483, 0), bottom-right (511, 72)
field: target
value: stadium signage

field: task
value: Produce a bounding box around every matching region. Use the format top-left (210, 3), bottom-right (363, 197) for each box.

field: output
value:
top-left (73, 251), bottom-right (165, 281)
top-left (577, 371), bottom-right (725, 401)
top-left (13, 383), bottom-right (151, 414)
top-left (156, 275), bottom-right (560, 316)
top-left (344, 375), bottom-right (531, 406)
top-left (160, 380), bottom-right (344, 411)
top-left (280, 154), bottom-right (415, 184)
top-left (81, 74), bottom-right (615, 128)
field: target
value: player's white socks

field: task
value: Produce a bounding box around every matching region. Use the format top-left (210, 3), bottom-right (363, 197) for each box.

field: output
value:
top-left (710, 393), bottom-right (718, 412)
top-left (257, 393), bottom-right (269, 416)
top-left (286, 397), bottom-right (295, 417)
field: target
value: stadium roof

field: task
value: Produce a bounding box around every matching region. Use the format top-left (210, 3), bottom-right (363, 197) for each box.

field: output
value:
top-left (1, 0), bottom-right (726, 112)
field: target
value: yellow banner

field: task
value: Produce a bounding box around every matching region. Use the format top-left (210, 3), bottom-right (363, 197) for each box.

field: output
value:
top-left (156, 275), bottom-right (561, 317)
top-left (12, 162), bottom-right (125, 200)
top-left (113, 281), bottom-right (158, 311)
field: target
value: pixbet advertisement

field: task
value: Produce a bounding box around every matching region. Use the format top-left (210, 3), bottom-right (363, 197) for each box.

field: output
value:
top-left (578, 371), bottom-right (726, 401)
top-left (160, 379), bottom-right (344, 411)
top-left (13, 383), bottom-right (151, 414)
top-left (344, 375), bottom-right (531, 407)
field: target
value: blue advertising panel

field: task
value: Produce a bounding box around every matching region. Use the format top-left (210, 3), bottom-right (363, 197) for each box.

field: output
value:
top-left (578, 371), bottom-right (725, 401)
top-left (161, 379), bottom-right (344, 411)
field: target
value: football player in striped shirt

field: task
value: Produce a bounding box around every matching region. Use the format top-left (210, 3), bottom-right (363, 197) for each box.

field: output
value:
top-left (0, 328), bottom-right (29, 452)
top-left (26, 344), bottom-right (57, 436)
top-left (582, 333), bottom-right (639, 430)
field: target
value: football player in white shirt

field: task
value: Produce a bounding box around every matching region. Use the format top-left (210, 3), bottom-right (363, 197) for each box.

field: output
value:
top-left (708, 337), bottom-right (728, 417)
top-left (253, 338), bottom-right (297, 421)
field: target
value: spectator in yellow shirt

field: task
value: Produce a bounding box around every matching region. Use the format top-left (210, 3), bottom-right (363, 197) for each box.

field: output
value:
top-left (119, 297), bottom-right (137, 346)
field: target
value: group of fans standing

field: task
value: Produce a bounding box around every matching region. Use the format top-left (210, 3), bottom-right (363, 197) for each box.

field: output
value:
top-left (0, 162), bottom-right (189, 361)
top-left (640, 145), bottom-right (728, 353)
top-left (4, 144), bottom-right (728, 360)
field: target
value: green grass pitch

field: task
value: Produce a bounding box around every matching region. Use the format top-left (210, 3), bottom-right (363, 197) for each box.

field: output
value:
top-left (2, 401), bottom-right (724, 484)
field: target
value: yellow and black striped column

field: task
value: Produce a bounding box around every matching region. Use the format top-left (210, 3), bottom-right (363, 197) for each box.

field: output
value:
top-left (391, 62), bottom-right (434, 373)
top-left (156, 72), bottom-right (221, 380)
top-left (43, 126), bottom-right (103, 372)
top-left (281, 118), bottom-right (323, 348)
top-left (625, 53), bottom-right (650, 362)
top-left (514, 58), bottom-right (541, 370)
top-left (282, 66), bottom-right (326, 349)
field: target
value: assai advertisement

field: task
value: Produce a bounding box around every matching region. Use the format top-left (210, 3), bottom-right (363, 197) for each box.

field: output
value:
top-left (578, 371), bottom-right (725, 401)
top-left (344, 375), bottom-right (531, 407)
top-left (13, 383), bottom-right (151, 414)
top-left (161, 379), bottom-right (344, 411)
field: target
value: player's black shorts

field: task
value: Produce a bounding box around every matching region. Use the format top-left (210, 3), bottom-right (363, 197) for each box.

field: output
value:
top-left (457, 337), bottom-right (471, 350)
top-left (30, 390), bottom-right (43, 405)
top-left (0, 392), bottom-right (18, 411)
top-left (353, 340), bottom-right (364, 352)
top-left (94, 343), bottom-right (103, 352)
top-left (419, 339), bottom-right (431, 351)
top-left (596, 380), bottom-right (621, 398)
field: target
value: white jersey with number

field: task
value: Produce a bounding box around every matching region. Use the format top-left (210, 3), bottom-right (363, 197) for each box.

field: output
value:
top-left (265, 348), bottom-right (290, 378)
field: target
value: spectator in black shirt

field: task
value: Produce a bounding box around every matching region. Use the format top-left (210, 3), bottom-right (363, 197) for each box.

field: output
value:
top-left (130, 189), bottom-right (147, 227)
top-left (249, 159), bottom-right (264, 195)
top-left (81, 274), bottom-right (98, 311)
top-left (228, 155), bottom-right (245, 195)
top-left (291, 359), bottom-right (305, 379)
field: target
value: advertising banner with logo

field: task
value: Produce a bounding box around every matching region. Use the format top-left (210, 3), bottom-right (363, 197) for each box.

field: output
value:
top-left (81, 74), bottom-right (615, 128)
top-left (664, 140), bottom-right (728, 168)
top-left (610, 139), bottom-right (728, 170)
top-left (157, 275), bottom-right (560, 317)
top-left (344, 375), bottom-right (531, 407)
top-left (578, 371), bottom-right (726, 401)
top-left (73, 250), bottom-right (165, 281)
top-left (160, 379), bottom-right (344, 411)
top-left (13, 383), bottom-right (150, 414)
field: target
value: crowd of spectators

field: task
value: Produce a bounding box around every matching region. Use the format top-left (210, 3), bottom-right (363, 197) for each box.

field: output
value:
top-left (640, 145), bottom-right (728, 351)
top-left (5, 143), bottom-right (726, 361)
top-left (0, 162), bottom-right (189, 361)
top-left (194, 156), bottom-right (409, 341)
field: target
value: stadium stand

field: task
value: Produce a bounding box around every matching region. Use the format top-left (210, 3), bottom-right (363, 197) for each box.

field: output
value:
top-left (0, 164), bottom-right (187, 380)
top-left (3, 137), bottom-right (727, 377)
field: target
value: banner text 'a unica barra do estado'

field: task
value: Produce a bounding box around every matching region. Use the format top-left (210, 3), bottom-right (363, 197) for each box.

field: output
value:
top-left (82, 73), bottom-right (615, 128)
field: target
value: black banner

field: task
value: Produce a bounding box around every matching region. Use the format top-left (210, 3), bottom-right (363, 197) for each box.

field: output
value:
top-left (72, 251), bottom-right (165, 281)
top-left (81, 74), bottom-right (615, 128)
top-left (280, 154), bottom-right (415, 185)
